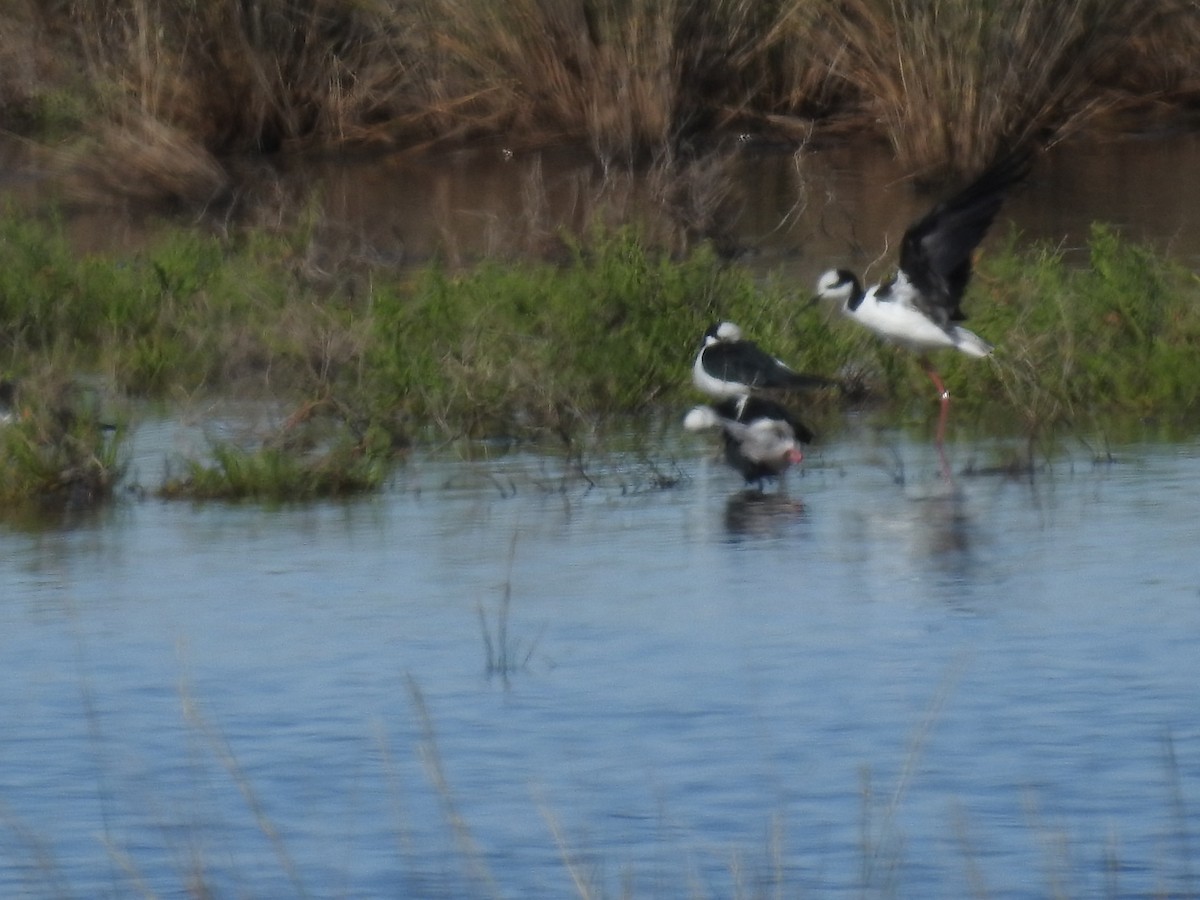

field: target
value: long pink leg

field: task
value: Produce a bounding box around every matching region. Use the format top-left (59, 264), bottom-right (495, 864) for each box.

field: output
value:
top-left (921, 358), bottom-right (953, 480)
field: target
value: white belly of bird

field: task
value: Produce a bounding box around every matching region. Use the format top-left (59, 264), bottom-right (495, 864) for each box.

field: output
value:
top-left (692, 353), bottom-right (741, 398)
top-left (851, 296), bottom-right (990, 356)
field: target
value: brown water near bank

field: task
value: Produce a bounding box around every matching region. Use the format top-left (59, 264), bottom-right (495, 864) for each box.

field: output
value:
top-left (4, 132), bottom-right (1200, 281)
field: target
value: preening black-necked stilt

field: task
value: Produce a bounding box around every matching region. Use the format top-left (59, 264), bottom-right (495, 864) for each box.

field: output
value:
top-left (684, 395), bottom-right (812, 488)
top-left (692, 321), bottom-right (833, 400)
top-left (812, 151), bottom-right (1031, 475)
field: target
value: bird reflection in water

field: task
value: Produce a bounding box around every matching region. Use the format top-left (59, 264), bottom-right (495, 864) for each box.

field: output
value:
top-left (723, 488), bottom-right (806, 538)
top-left (912, 488), bottom-right (971, 561)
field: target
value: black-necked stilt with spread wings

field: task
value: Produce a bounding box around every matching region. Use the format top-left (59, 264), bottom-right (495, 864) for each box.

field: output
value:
top-left (684, 395), bottom-right (812, 488)
top-left (812, 151), bottom-right (1031, 474)
top-left (693, 321), bottom-right (833, 400)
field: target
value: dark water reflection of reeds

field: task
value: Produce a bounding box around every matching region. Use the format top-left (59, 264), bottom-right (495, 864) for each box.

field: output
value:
top-left (6, 132), bottom-right (1200, 281)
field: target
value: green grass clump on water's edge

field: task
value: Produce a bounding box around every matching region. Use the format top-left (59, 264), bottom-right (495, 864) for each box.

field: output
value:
top-left (158, 441), bottom-right (390, 503)
top-left (0, 377), bottom-right (126, 510)
top-left (3, 204), bottom-right (1200, 506)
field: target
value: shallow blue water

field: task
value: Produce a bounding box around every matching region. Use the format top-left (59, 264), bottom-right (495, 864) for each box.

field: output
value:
top-left (2, 430), bottom-right (1200, 898)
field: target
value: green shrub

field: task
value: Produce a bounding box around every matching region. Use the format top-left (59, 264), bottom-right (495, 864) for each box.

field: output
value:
top-left (0, 378), bottom-right (126, 511)
top-left (158, 440), bottom-right (389, 502)
top-left (365, 227), bottom-right (771, 437)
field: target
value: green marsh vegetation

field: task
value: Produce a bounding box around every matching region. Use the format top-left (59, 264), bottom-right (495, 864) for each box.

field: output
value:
top-left (2, 193), bottom-right (1200, 509)
top-left (0, 373), bottom-right (125, 510)
top-left (1, 0), bottom-right (1197, 510)
top-left (4, 0), bottom-right (1200, 502)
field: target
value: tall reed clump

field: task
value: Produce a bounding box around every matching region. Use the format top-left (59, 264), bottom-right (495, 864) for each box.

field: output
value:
top-left (815, 0), bottom-right (1149, 178)
top-left (29, 0), bottom-right (836, 188)
top-left (14, 0), bottom-right (1200, 209)
top-left (424, 0), bottom-right (672, 158)
top-left (747, 0), bottom-right (853, 126)
top-left (1095, 0), bottom-right (1200, 128)
top-left (0, 3), bottom-right (74, 136)
top-left (42, 0), bottom-right (419, 206)
top-left (424, 0), bottom-right (807, 160)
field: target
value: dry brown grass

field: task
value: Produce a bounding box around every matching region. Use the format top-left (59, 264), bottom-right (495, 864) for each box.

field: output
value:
top-left (54, 113), bottom-right (230, 209)
top-left (58, 0), bottom-right (418, 152)
top-left (413, 0), bottom-right (859, 158)
top-left (425, 0), bottom-right (679, 159)
top-left (815, 0), bottom-right (1153, 179)
top-left (21, 1), bottom-right (823, 178)
top-left (0, 3), bottom-right (39, 125)
top-left (1089, 0), bottom-right (1200, 129)
top-left (7, 0), bottom-right (1200, 204)
top-left (34, 0), bottom-right (422, 206)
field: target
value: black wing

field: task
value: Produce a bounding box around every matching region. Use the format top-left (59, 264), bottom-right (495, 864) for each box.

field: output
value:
top-left (898, 150), bottom-right (1031, 324)
top-left (704, 341), bottom-right (833, 392)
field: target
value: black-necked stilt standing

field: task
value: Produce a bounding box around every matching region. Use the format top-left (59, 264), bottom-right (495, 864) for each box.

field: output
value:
top-left (812, 151), bottom-right (1031, 476)
top-left (693, 321), bottom-right (834, 400)
top-left (684, 395), bottom-right (813, 488)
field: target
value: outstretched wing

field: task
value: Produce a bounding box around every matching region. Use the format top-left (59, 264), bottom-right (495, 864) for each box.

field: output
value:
top-left (898, 150), bottom-right (1031, 325)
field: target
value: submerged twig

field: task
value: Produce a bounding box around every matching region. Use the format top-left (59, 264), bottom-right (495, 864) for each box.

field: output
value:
top-left (477, 529), bottom-right (546, 682)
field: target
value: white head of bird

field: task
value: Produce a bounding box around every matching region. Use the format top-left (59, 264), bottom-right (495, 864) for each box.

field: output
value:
top-left (813, 269), bottom-right (863, 308)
